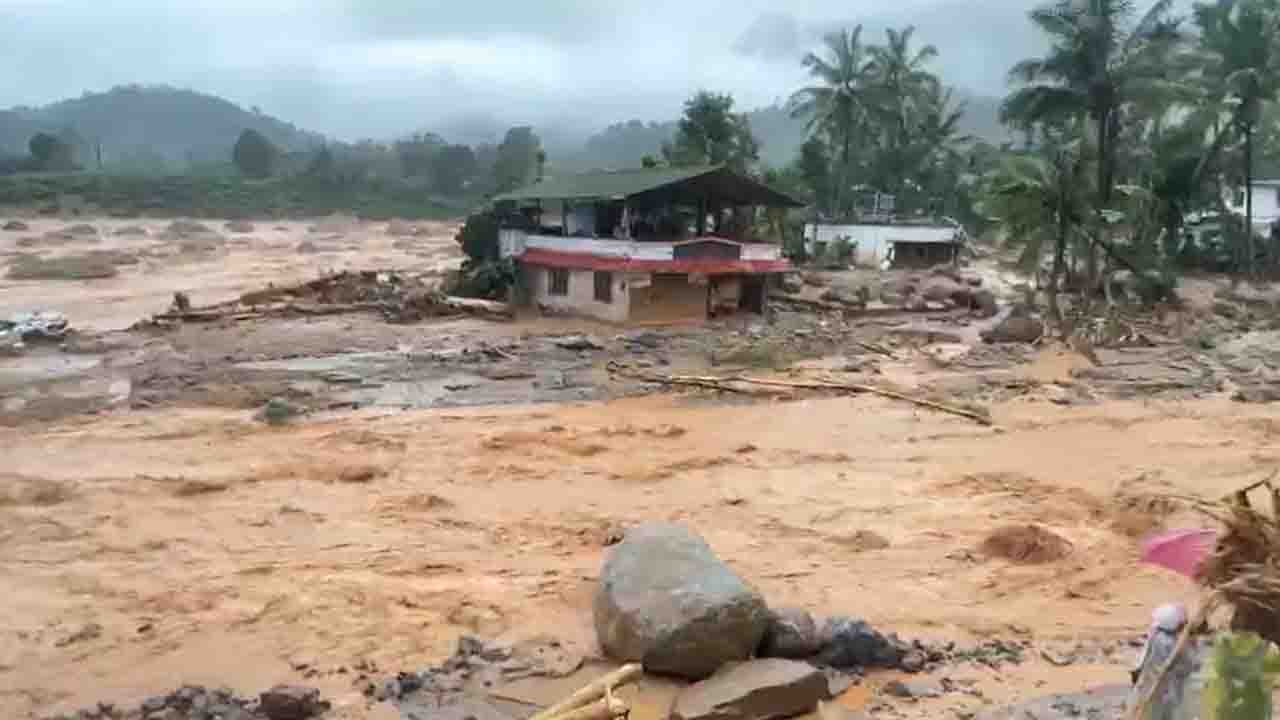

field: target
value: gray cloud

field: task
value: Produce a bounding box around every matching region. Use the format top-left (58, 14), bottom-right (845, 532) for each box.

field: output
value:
top-left (0, 0), bottom-right (1083, 141)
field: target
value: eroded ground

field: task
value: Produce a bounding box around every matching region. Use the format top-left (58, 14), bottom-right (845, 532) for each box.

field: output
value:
top-left (3, 216), bottom-right (1280, 720)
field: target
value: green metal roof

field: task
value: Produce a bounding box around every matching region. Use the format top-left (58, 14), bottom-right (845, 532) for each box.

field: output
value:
top-left (490, 165), bottom-right (804, 208)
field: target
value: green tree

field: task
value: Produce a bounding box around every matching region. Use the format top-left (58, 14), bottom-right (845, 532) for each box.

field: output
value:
top-left (662, 91), bottom-right (760, 172)
top-left (306, 145), bottom-right (336, 183)
top-left (795, 135), bottom-right (834, 214)
top-left (980, 130), bottom-right (1090, 327)
top-left (431, 144), bottom-right (478, 195)
top-left (28, 132), bottom-right (76, 171)
top-left (1003, 0), bottom-right (1184, 295)
top-left (492, 126), bottom-right (542, 194)
top-left (870, 26), bottom-right (943, 195)
top-left (1194, 0), bottom-right (1280, 272)
top-left (232, 128), bottom-right (278, 178)
top-left (789, 27), bottom-right (879, 218)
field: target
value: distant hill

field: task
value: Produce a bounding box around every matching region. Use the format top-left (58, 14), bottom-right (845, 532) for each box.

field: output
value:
top-left (557, 89), bottom-right (1010, 173)
top-left (0, 85), bottom-right (325, 172)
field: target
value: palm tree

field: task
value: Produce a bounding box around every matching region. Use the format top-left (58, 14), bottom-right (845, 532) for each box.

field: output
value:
top-left (1194, 0), bottom-right (1280, 273)
top-left (909, 85), bottom-right (970, 215)
top-left (981, 128), bottom-right (1090, 327)
top-left (789, 27), bottom-right (879, 219)
top-left (870, 26), bottom-right (942, 195)
top-left (1002, 0), bottom-right (1184, 296)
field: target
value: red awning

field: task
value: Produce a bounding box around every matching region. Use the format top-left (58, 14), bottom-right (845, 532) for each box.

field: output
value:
top-left (520, 248), bottom-right (791, 274)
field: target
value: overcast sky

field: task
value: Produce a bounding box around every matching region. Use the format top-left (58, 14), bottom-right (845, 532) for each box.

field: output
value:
top-left (1, 0), bottom-right (1067, 141)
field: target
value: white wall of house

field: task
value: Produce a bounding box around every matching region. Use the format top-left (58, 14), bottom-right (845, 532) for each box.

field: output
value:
top-left (527, 266), bottom-right (631, 323)
top-left (1224, 181), bottom-right (1280, 232)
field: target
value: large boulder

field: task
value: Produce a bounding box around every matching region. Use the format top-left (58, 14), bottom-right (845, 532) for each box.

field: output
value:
top-left (594, 523), bottom-right (769, 679)
top-left (920, 276), bottom-right (973, 305)
top-left (671, 659), bottom-right (831, 720)
top-left (981, 310), bottom-right (1043, 344)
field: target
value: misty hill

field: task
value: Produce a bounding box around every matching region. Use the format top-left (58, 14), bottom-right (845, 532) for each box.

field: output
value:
top-left (0, 85), bottom-right (324, 171)
top-left (557, 89), bottom-right (1008, 172)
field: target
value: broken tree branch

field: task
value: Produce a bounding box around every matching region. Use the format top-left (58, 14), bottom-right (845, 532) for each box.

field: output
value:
top-left (530, 663), bottom-right (642, 720)
top-left (607, 363), bottom-right (992, 426)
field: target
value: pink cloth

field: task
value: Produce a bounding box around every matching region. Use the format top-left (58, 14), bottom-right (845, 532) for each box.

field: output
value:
top-left (1141, 528), bottom-right (1218, 578)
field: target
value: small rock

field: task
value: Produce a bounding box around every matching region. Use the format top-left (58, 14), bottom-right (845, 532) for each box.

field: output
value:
top-left (2, 220), bottom-right (30, 231)
top-left (63, 223), bottom-right (98, 236)
top-left (258, 685), bottom-right (329, 720)
top-left (258, 397), bottom-right (300, 425)
top-left (140, 697), bottom-right (168, 714)
top-left (114, 225), bottom-right (149, 237)
top-left (899, 650), bottom-right (927, 673)
top-left (226, 221), bottom-right (255, 234)
top-left (884, 680), bottom-right (942, 700)
top-left (555, 335), bottom-right (604, 351)
top-left (147, 708), bottom-right (183, 720)
top-left (759, 607), bottom-right (822, 659)
top-left (816, 617), bottom-right (901, 669)
top-left (671, 659), bottom-right (831, 720)
top-left (338, 465), bottom-right (382, 484)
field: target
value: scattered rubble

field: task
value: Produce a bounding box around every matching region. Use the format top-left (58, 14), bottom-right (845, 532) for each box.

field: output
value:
top-left (671, 659), bottom-right (833, 720)
top-left (981, 309), bottom-right (1044, 344)
top-left (556, 335), bottom-right (605, 351)
top-left (114, 225), bottom-right (149, 236)
top-left (975, 685), bottom-right (1129, 720)
top-left (882, 679), bottom-right (942, 700)
top-left (594, 522), bottom-right (770, 679)
top-left (0, 310), bottom-right (70, 354)
top-left (43, 683), bottom-right (329, 720)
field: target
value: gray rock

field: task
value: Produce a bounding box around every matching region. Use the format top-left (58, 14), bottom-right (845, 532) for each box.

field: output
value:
top-left (671, 659), bottom-right (831, 720)
top-left (759, 607), bottom-right (822, 659)
top-left (226, 221), bottom-right (255, 234)
top-left (594, 522), bottom-right (770, 679)
top-left (114, 225), bottom-right (149, 237)
top-left (556, 335), bottom-right (604, 351)
top-left (975, 686), bottom-right (1130, 720)
top-left (981, 314), bottom-right (1043, 344)
top-left (2, 220), bottom-right (29, 231)
top-left (883, 680), bottom-right (941, 699)
top-left (816, 617), bottom-right (900, 669)
top-left (258, 685), bottom-right (329, 720)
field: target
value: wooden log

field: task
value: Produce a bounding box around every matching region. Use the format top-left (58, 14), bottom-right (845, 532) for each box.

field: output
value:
top-left (530, 663), bottom-right (642, 720)
top-left (607, 363), bottom-right (992, 426)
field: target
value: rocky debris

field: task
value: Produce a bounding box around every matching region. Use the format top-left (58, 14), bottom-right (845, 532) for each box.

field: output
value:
top-left (971, 289), bottom-right (999, 318)
top-left (594, 522), bottom-right (770, 679)
top-left (1234, 384), bottom-right (1280, 403)
top-left (226, 221), bottom-right (256, 234)
top-left (781, 275), bottom-right (803, 294)
top-left (3, 220), bottom-right (31, 231)
top-left (883, 680), bottom-right (942, 700)
top-left (671, 659), bottom-right (832, 720)
top-left (365, 634), bottom-right (583, 707)
top-left (296, 240), bottom-right (322, 254)
top-left (165, 219), bottom-right (212, 236)
top-left (114, 225), bottom-right (149, 236)
top-left (981, 309), bottom-right (1044, 344)
top-left (975, 685), bottom-right (1129, 720)
top-left (556, 335), bottom-right (605, 351)
top-left (258, 685), bottom-right (330, 720)
top-left (759, 607), bottom-right (822, 659)
top-left (815, 617), bottom-right (901, 669)
top-left (45, 683), bottom-right (321, 720)
top-left (63, 223), bottom-right (99, 236)
top-left (1, 310), bottom-right (70, 349)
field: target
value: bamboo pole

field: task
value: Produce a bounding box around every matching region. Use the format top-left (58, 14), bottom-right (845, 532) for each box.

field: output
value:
top-left (530, 663), bottom-right (642, 720)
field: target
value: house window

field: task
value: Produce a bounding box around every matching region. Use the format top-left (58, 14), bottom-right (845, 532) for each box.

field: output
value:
top-left (594, 271), bottom-right (613, 303)
top-left (1233, 188), bottom-right (1246, 207)
top-left (549, 268), bottom-right (569, 296)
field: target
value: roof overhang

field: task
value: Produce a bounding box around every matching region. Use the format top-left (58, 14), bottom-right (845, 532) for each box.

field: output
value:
top-left (521, 248), bottom-right (791, 274)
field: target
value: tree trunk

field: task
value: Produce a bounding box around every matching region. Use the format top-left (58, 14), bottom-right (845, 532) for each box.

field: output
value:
top-left (1245, 120), bottom-right (1255, 276)
top-left (1089, 111), bottom-right (1111, 315)
top-left (1049, 207), bottom-right (1068, 334)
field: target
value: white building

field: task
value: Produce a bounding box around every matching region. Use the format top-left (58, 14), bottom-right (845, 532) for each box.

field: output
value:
top-left (1224, 179), bottom-right (1280, 235)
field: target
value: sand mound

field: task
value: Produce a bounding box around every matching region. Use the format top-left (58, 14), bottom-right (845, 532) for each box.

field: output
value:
top-left (980, 524), bottom-right (1072, 564)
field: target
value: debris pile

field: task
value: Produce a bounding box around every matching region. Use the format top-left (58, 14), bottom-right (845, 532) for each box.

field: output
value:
top-left (43, 683), bottom-right (329, 720)
top-left (140, 270), bottom-right (512, 327)
top-left (1, 310), bottom-right (70, 354)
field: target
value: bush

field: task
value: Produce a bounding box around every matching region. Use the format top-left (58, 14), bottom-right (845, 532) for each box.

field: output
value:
top-left (448, 258), bottom-right (517, 300)
top-left (232, 129), bottom-right (279, 179)
top-left (456, 211), bottom-right (501, 264)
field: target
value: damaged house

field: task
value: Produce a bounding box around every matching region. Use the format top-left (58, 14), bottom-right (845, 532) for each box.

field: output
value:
top-left (493, 165), bottom-right (802, 324)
